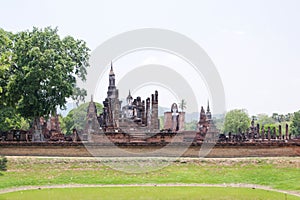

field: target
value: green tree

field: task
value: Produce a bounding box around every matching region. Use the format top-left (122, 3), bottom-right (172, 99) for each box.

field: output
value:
top-left (214, 116), bottom-right (225, 133)
top-left (0, 107), bottom-right (29, 131)
top-left (0, 156), bottom-right (7, 172)
top-left (58, 114), bottom-right (66, 134)
top-left (184, 120), bottom-right (197, 131)
top-left (256, 113), bottom-right (276, 126)
top-left (178, 99), bottom-right (187, 112)
top-left (5, 27), bottom-right (90, 130)
top-left (159, 116), bottom-right (164, 130)
top-left (285, 113), bottom-right (293, 122)
top-left (291, 110), bottom-right (300, 136)
top-left (224, 109), bottom-right (250, 133)
top-left (72, 87), bottom-right (87, 107)
top-left (0, 28), bottom-right (13, 105)
top-left (271, 113), bottom-right (279, 122)
top-left (63, 102), bottom-right (103, 134)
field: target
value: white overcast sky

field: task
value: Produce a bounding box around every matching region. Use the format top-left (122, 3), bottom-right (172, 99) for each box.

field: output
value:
top-left (1, 0), bottom-right (300, 116)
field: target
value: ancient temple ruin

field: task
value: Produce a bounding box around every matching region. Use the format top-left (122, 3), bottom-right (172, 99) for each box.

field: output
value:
top-left (85, 63), bottom-right (159, 134)
top-left (197, 102), bottom-right (212, 134)
top-left (164, 103), bottom-right (185, 132)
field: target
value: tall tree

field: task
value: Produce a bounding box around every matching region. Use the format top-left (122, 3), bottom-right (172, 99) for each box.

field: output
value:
top-left (63, 102), bottom-right (103, 134)
top-left (224, 109), bottom-right (250, 133)
top-left (291, 110), bottom-right (300, 136)
top-left (0, 28), bottom-right (13, 105)
top-left (271, 113), bottom-right (279, 122)
top-left (72, 87), bottom-right (87, 106)
top-left (0, 29), bottom-right (30, 131)
top-left (285, 113), bottom-right (293, 122)
top-left (6, 27), bottom-right (90, 130)
top-left (0, 107), bottom-right (29, 131)
top-left (178, 99), bottom-right (187, 112)
top-left (256, 113), bottom-right (276, 126)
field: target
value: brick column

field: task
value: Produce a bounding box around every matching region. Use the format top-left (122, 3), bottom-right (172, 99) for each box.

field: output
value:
top-left (261, 126), bottom-right (265, 140)
top-left (285, 124), bottom-right (289, 140)
top-left (279, 125), bottom-right (282, 140)
top-left (267, 127), bottom-right (271, 141)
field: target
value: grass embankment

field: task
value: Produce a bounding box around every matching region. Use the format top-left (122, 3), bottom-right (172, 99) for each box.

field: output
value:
top-left (0, 157), bottom-right (299, 192)
top-left (1, 187), bottom-right (300, 200)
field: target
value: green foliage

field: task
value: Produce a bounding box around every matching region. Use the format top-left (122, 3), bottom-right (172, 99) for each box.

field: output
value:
top-left (0, 106), bottom-right (29, 131)
top-left (159, 116), bottom-right (164, 130)
top-left (62, 102), bottom-right (103, 134)
top-left (0, 156), bottom-right (8, 171)
top-left (291, 110), bottom-right (300, 136)
top-left (256, 113), bottom-right (276, 126)
top-left (224, 109), bottom-right (250, 133)
top-left (0, 29), bottom-right (13, 105)
top-left (4, 27), bottom-right (90, 124)
top-left (284, 113), bottom-right (293, 122)
top-left (184, 120), bottom-right (197, 131)
top-left (254, 113), bottom-right (291, 136)
top-left (72, 87), bottom-right (87, 107)
top-left (58, 115), bottom-right (66, 134)
top-left (214, 116), bottom-right (225, 133)
top-left (271, 113), bottom-right (291, 123)
top-left (263, 124), bottom-right (278, 134)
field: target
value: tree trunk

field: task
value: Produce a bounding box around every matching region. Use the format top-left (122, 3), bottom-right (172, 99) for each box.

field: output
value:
top-left (33, 117), bottom-right (43, 141)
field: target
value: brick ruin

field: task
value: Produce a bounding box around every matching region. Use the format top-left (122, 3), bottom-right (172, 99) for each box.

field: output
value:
top-left (1, 63), bottom-right (298, 145)
top-left (219, 117), bottom-right (293, 143)
top-left (81, 62), bottom-right (296, 144)
top-left (84, 63), bottom-right (159, 137)
top-left (82, 63), bottom-right (216, 143)
top-left (164, 103), bottom-right (185, 132)
top-left (2, 115), bottom-right (65, 142)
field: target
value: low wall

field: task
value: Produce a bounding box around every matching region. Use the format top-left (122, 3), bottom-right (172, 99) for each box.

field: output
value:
top-left (0, 142), bottom-right (299, 157)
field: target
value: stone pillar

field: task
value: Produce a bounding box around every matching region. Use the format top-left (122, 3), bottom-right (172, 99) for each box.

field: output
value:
top-left (114, 98), bottom-right (120, 128)
top-left (257, 124), bottom-right (260, 139)
top-left (261, 126), bottom-right (265, 140)
top-left (273, 127), bottom-right (276, 139)
top-left (142, 100), bottom-right (146, 125)
top-left (267, 126), bottom-right (271, 141)
top-left (178, 112), bottom-right (185, 131)
top-left (145, 98), bottom-right (150, 127)
top-left (285, 124), bottom-right (288, 140)
top-left (151, 94), bottom-right (155, 129)
top-left (279, 125), bottom-right (282, 140)
top-left (151, 91), bottom-right (159, 130)
top-left (154, 91), bottom-right (159, 130)
top-left (72, 128), bottom-right (78, 142)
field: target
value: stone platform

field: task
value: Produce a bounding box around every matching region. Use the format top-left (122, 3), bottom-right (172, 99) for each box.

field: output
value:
top-left (0, 141), bottom-right (299, 157)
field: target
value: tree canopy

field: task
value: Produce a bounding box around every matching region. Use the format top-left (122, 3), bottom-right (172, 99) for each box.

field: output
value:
top-left (0, 28), bottom-right (13, 105)
top-left (0, 27), bottom-right (90, 128)
top-left (256, 114), bottom-right (276, 126)
top-left (62, 102), bottom-right (103, 134)
top-left (291, 110), bottom-right (300, 136)
top-left (224, 109), bottom-right (250, 133)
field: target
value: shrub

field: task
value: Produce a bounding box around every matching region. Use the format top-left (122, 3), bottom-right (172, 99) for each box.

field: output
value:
top-left (0, 156), bottom-right (8, 171)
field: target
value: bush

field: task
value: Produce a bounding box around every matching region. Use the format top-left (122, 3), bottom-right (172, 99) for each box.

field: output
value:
top-left (0, 156), bottom-right (8, 171)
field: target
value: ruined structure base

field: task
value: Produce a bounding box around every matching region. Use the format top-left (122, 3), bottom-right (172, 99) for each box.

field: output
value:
top-left (0, 141), bottom-right (299, 157)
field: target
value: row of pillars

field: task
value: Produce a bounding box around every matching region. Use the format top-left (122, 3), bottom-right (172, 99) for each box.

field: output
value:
top-left (257, 124), bottom-right (290, 140)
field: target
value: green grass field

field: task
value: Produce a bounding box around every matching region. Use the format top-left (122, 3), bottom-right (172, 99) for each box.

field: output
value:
top-left (0, 157), bottom-right (299, 199)
top-left (0, 187), bottom-right (299, 200)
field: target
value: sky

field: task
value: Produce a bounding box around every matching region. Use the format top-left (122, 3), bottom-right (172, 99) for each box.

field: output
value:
top-left (1, 0), bottom-right (300, 116)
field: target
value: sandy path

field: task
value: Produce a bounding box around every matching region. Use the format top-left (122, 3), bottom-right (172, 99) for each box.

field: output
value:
top-left (0, 183), bottom-right (299, 197)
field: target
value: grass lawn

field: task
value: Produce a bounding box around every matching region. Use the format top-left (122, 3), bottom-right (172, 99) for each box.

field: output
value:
top-left (0, 156), bottom-right (299, 195)
top-left (0, 187), bottom-right (299, 200)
